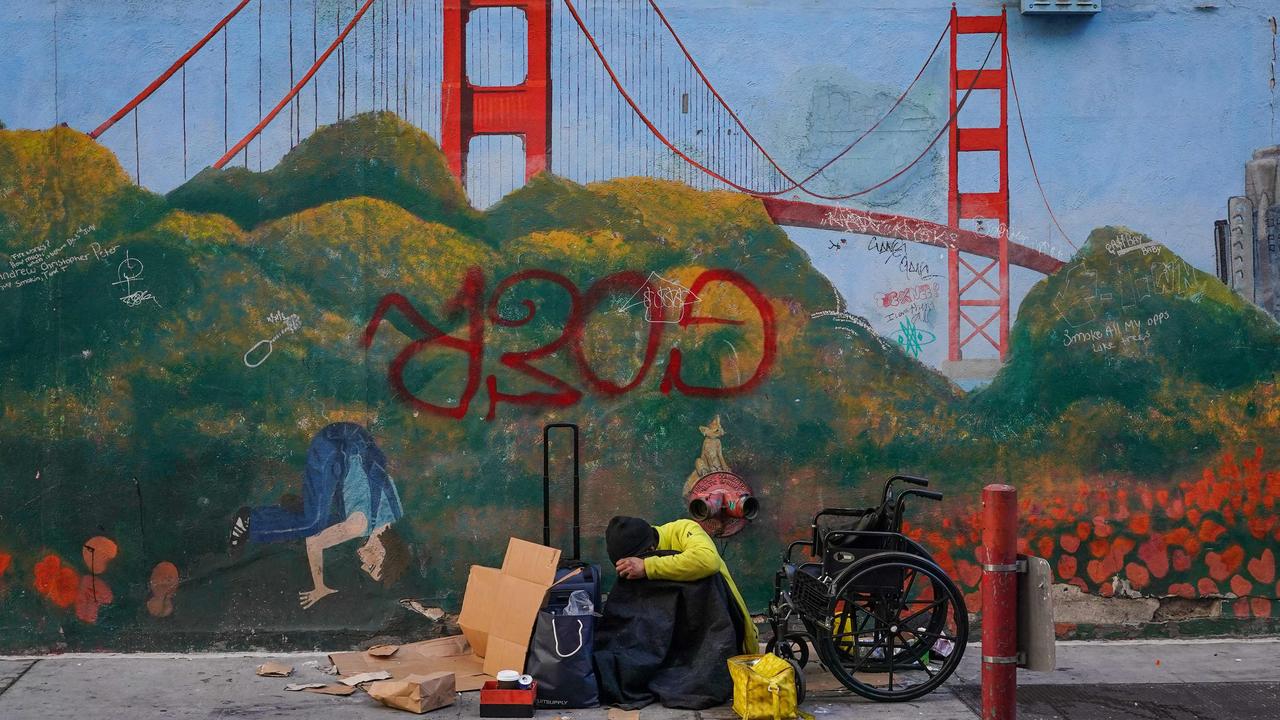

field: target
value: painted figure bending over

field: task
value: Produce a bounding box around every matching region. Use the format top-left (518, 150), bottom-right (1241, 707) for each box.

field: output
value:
top-left (228, 422), bottom-right (410, 609)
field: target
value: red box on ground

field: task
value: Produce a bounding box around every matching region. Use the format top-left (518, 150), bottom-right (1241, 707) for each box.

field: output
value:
top-left (479, 681), bottom-right (538, 718)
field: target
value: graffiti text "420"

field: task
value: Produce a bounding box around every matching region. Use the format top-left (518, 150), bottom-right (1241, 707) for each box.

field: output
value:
top-left (362, 268), bottom-right (777, 420)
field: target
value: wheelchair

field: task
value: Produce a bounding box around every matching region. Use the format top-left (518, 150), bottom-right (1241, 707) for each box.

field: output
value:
top-left (765, 475), bottom-right (969, 702)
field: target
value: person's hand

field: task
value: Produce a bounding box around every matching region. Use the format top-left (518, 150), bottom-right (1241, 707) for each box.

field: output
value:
top-left (299, 585), bottom-right (337, 609)
top-left (615, 557), bottom-right (646, 580)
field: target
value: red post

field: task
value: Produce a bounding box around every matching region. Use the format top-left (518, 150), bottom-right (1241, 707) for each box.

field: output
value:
top-left (981, 483), bottom-right (1017, 719)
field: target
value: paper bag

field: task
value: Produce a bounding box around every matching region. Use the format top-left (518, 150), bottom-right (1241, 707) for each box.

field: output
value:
top-left (367, 671), bottom-right (457, 714)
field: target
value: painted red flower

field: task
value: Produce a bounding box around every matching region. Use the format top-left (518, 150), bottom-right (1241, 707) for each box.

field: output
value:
top-left (33, 554), bottom-right (79, 608)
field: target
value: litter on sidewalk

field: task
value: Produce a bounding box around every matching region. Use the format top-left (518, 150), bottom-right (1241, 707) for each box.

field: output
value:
top-left (255, 662), bottom-right (293, 677)
top-left (339, 670), bottom-right (394, 686)
top-left (330, 634), bottom-right (489, 691)
top-left (304, 684), bottom-right (358, 697)
top-left (284, 683), bottom-right (327, 691)
top-left (367, 671), bottom-right (457, 714)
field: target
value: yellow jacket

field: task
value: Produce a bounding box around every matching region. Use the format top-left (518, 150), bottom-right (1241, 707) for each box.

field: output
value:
top-left (641, 519), bottom-right (758, 654)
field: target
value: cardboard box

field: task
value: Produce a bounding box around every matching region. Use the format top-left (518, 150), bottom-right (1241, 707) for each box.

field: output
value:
top-left (458, 538), bottom-right (561, 677)
top-left (479, 680), bottom-right (538, 718)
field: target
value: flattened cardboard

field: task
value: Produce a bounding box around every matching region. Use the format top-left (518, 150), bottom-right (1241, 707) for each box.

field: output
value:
top-left (459, 538), bottom-right (561, 676)
top-left (340, 670), bottom-right (393, 686)
top-left (304, 684), bottom-right (358, 697)
top-left (368, 644), bottom-right (400, 657)
top-left (255, 662), bottom-right (293, 677)
top-left (329, 635), bottom-right (488, 692)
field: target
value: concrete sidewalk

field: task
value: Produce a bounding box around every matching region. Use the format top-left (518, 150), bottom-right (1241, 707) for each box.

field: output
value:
top-left (0, 639), bottom-right (1276, 720)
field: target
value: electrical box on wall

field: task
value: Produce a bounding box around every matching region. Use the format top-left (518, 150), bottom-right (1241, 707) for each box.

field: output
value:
top-left (1021, 0), bottom-right (1100, 14)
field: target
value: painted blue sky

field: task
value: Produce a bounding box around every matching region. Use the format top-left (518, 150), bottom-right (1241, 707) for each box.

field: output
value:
top-left (2, 0), bottom-right (1276, 369)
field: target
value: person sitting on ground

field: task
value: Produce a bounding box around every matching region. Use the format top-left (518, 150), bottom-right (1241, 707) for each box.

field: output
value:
top-left (607, 515), bottom-right (758, 653)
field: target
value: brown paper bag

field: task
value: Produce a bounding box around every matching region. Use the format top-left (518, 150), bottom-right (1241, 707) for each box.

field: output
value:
top-left (367, 671), bottom-right (456, 714)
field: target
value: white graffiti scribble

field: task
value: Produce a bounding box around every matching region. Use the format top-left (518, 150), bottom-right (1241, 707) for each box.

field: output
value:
top-left (616, 271), bottom-right (701, 323)
top-left (810, 310), bottom-right (892, 351)
top-left (113, 250), bottom-right (160, 308)
top-left (243, 311), bottom-right (304, 368)
top-left (1106, 232), bottom-right (1161, 257)
top-left (819, 207), bottom-right (960, 249)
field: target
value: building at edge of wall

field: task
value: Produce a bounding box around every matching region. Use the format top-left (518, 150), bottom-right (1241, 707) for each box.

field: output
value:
top-left (1217, 146), bottom-right (1280, 319)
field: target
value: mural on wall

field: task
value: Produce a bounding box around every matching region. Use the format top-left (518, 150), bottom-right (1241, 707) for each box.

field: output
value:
top-left (229, 422), bottom-right (409, 609)
top-left (1, 0), bottom-right (1279, 650)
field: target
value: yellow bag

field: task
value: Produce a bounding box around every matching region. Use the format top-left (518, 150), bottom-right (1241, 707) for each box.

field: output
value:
top-left (727, 653), bottom-right (807, 720)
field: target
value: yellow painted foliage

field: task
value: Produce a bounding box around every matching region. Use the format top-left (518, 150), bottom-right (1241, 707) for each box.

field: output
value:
top-left (248, 197), bottom-right (496, 308)
top-left (0, 126), bottom-right (134, 252)
top-left (589, 177), bottom-right (775, 253)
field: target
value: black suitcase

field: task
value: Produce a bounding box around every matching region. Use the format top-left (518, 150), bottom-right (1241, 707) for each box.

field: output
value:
top-left (542, 423), bottom-right (602, 612)
top-left (530, 423), bottom-right (602, 709)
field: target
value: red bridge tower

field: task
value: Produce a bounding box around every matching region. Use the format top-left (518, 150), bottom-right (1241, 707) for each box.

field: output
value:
top-left (947, 6), bottom-right (1010, 365)
top-left (441, 0), bottom-right (553, 185)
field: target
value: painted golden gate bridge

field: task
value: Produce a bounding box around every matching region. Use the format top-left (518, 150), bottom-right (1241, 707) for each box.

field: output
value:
top-left (87, 0), bottom-right (1071, 370)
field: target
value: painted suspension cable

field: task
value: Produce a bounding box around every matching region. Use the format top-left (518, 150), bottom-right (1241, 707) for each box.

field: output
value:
top-left (645, 0), bottom-right (950, 199)
top-left (214, 0), bottom-right (377, 169)
top-left (564, 0), bottom-right (1000, 201)
top-left (1007, 44), bottom-right (1077, 251)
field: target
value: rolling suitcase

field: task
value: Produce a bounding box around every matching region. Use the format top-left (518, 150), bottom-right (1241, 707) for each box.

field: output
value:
top-left (529, 423), bottom-right (601, 708)
top-left (541, 423), bottom-right (602, 611)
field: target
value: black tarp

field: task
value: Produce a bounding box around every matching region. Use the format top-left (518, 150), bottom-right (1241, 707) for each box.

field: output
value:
top-left (592, 573), bottom-right (739, 710)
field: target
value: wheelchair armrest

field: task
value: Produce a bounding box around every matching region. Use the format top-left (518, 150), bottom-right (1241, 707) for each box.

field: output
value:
top-left (784, 540), bottom-right (815, 563)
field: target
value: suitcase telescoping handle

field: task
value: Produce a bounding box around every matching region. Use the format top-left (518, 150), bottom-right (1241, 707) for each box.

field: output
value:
top-left (542, 423), bottom-right (580, 560)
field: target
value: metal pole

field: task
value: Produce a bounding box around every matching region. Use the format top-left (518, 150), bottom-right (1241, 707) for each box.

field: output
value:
top-left (982, 483), bottom-right (1017, 719)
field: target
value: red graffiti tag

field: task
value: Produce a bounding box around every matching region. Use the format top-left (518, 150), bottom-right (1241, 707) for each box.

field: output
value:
top-left (362, 268), bottom-right (486, 420)
top-left (362, 268), bottom-right (777, 420)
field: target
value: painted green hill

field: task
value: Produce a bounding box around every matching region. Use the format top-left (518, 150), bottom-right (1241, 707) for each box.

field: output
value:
top-left (167, 112), bottom-right (480, 234)
top-left (0, 126), bottom-right (165, 254)
top-left (484, 172), bottom-right (655, 245)
top-left (967, 226), bottom-right (1280, 474)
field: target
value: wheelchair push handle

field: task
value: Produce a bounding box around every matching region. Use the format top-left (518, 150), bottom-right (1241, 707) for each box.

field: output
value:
top-left (881, 474), bottom-right (930, 504)
top-left (890, 487), bottom-right (943, 529)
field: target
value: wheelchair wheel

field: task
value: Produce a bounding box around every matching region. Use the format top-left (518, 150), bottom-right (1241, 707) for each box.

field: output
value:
top-left (813, 551), bottom-right (967, 702)
top-left (765, 633), bottom-right (811, 668)
top-left (786, 658), bottom-right (807, 704)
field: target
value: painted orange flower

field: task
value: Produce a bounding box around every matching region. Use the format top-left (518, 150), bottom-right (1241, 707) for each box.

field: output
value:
top-left (33, 555), bottom-right (79, 608)
top-left (76, 576), bottom-right (114, 624)
top-left (81, 537), bottom-right (118, 575)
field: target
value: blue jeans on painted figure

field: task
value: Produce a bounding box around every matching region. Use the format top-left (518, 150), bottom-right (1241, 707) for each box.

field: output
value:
top-left (249, 422), bottom-right (402, 544)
